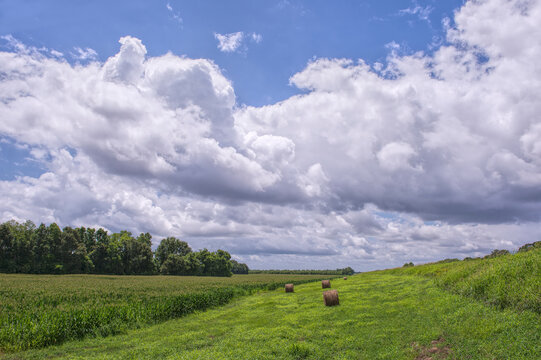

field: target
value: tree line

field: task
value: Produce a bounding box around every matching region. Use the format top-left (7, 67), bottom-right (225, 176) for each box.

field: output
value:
top-left (248, 267), bottom-right (355, 275)
top-left (0, 220), bottom-right (250, 277)
top-left (404, 241), bottom-right (541, 267)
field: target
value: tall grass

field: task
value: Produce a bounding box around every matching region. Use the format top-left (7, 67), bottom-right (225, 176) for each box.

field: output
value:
top-left (385, 248), bottom-right (541, 313)
top-left (0, 274), bottom-right (334, 352)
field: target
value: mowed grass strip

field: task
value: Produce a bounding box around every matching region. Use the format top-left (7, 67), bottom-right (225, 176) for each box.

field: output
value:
top-left (0, 274), bottom-right (332, 352)
top-left (5, 273), bottom-right (540, 360)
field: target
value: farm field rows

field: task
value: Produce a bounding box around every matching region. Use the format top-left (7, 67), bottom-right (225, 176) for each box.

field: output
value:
top-left (0, 274), bottom-right (333, 352)
top-left (3, 272), bottom-right (540, 360)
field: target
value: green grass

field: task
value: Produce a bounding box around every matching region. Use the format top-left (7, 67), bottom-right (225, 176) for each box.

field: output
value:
top-left (2, 249), bottom-right (540, 359)
top-left (3, 273), bottom-right (539, 359)
top-left (0, 274), bottom-right (333, 352)
top-left (385, 248), bottom-right (541, 313)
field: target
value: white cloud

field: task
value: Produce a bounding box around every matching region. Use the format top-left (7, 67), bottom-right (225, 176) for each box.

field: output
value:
top-left (214, 32), bottom-right (244, 53)
top-left (297, 163), bottom-right (329, 197)
top-left (377, 142), bottom-right (420, 172)
top-left (213, 31), bottom-right (262, 53)
top-left (49, 49), bottom-right (63, 58)
top-left (0, 36), bottom-right (278, 199)
top-left (166, 2), bottom-right (183, 24)
top-left (1, 35), bottom-right (28, 54)
top-left (399, 1), bottom-right (433, 23)
top-left (236, 0), bottom-right (541, 225)
top-left (251, 33), bottom-right (263, 43)
top-left (1, 0), bottom-right (541, 270)
top-left (103, 36), bottom-right (146, 83)
top-left (71, 46), bottom-right (98, 61)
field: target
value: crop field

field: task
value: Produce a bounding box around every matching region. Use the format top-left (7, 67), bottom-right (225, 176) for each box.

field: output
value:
top-left (0, 274), bottom-right (332, 352)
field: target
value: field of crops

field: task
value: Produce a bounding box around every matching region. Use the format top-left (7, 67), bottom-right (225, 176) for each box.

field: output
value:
top-left (0, 273), bottom-right (332, 352)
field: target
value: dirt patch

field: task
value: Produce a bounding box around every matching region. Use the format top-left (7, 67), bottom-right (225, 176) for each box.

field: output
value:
top-left (412, 337), bottom-right (451, 360)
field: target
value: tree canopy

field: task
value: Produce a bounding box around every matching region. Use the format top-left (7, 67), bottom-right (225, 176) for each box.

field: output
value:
top-left (0, 220), bottom-right (245, 277)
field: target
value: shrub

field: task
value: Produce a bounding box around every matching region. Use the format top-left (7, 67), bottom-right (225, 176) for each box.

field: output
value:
top-left (518, 241), bottom-right (541, 252)
top-left (484, 249), bottom-right (510, 259)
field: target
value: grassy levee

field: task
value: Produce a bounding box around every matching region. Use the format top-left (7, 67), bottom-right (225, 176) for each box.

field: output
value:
top-left (384, 247), bottom-right (541, 314)
top-left (0, 274), bottom-right (336, 352)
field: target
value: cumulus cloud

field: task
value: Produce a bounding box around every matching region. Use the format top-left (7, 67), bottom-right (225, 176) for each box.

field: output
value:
top-left (1, 0), bottom-right (541, 270)
top-left (236, 0), bottom-right (541, 224)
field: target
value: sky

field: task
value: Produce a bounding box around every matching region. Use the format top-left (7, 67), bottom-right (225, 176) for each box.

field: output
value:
top-left (1, 0), bottom-right (541, 271)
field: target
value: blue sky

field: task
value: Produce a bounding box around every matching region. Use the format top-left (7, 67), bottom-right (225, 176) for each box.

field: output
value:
top-left (0, 0), bottom-right (462, 106)
top-left (1, 0), bottom-right (540, 270)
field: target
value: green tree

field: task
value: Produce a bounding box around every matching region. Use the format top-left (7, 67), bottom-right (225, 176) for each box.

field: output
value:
top-left (160, 254), bottom-right (188, 275)
top-left (195, 249), bottom-right (232, 277)
top-left (339, 267), bottom-right (354, 275)
top-left (32, 223), bottom-right (52, 273)
top-left (48, 222), bottom-right (63, 271)
top-left (0, 223), bottom-right (15, 272)
top-left (88, 230), bottom-right (125, 274)
top-left (8, 220), bottom-right (35, 273)
top-left (211, 249), bottom-right (233, 277)
top-left (107, 231), bottom-right (131, 274)
top-left (184, 251), bottom-right (204, 275)
top-left (60, 227), bottom-right (93, 273)
top-left (231, 259), bottom-right (249, 274)
top-left (155, 237), bottom-right (192, 269)
top-left (89, 228), bottom-right (111, 274)
top-left (121, 233), bottom-right (154, 274)
top-left (77, 227), bottom-right (97, 254)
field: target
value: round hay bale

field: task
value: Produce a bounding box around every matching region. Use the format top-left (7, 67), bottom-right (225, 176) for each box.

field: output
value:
top-left (323, 289), bottom-right (339, 306)
top-left (343, 277), bottom-right (348, 280)
top-left (285, 283), bottom-right (294, 293)
top-left (321, 280), bottom-right (331, 288)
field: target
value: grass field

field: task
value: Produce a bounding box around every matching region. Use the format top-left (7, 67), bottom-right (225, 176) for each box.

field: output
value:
top-left (3, 272), bottom-right (539, 359)
top-left (0, 274), bottom-right (333, 352)
top-left (2, 249), bottom-right (539, 359)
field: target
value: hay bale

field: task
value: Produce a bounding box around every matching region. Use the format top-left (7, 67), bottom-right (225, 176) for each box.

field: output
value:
top-left (323, 290), bottom-right (339, 306)
top-left (321, 280), bottom-right (331, 288)
top-left (343, 277), bottom-right (347, 280)
top-left (285, 283), bottom-right (294, 293)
